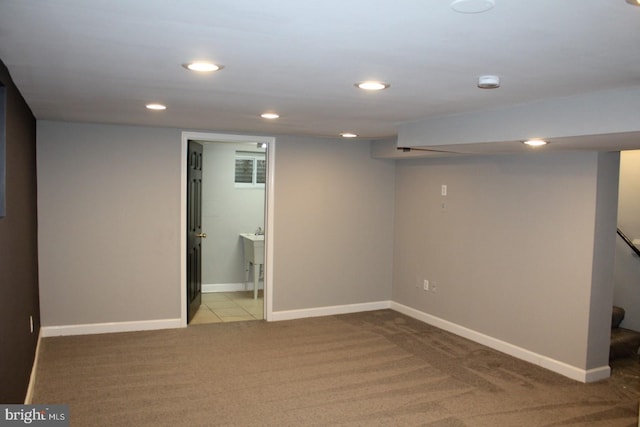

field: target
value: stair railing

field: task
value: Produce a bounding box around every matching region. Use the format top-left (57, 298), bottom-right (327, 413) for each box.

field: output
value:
top-left (617, 228), bottom-right (640, 258)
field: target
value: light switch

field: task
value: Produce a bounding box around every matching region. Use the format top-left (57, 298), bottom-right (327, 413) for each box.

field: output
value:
top-left (441, 185), bottom-right (447, 196)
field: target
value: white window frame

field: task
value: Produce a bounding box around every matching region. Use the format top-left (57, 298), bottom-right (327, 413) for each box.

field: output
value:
top-left (234, 151), bottom-right (266, 189)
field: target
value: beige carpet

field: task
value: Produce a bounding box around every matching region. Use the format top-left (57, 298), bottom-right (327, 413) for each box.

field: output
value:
top-left (33, 310), bottom-right (639, 426)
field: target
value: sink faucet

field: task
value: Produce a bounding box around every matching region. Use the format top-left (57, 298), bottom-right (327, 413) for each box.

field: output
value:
top-left (255, 227), bottom-right (264, 235)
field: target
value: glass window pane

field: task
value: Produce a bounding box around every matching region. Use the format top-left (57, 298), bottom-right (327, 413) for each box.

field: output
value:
top-left (256, 159), bottom-right (266, 184)
top-left (235, 158), bottom-right (254, 183)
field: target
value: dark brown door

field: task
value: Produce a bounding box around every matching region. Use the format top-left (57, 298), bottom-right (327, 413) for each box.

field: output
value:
top-left (187, 140), bottom-right (204, 323)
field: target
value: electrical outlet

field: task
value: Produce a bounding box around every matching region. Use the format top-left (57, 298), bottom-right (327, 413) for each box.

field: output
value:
top-left (423, 280), bottom-right (429, 291)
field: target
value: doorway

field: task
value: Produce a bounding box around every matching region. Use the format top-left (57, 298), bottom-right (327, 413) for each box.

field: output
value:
top-left (180, 132), bottom-right (275, 326)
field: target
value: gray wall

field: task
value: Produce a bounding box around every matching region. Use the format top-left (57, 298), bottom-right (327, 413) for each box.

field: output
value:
top-left (36, 122), bottom-right (396, 325)
top-left (0, 59), bottom-right (39, 403)
top-left (614, 150), bottom-right (640, 330)
top-left (585, 152), bottom-right (619, 368)
top-left (37, 121), bottom-right (182, 326)
top-left (618, 150), bottom-right (640, 238)
top-left (392, 151), bottom-right (618, 370)
top-left (201, 142), bottom-right (265, 285)
top-left (618, 150), bottom-right (640, 240)
top-left (272, 135), bottom-right (396, 311)
top-left (35, 119), bottom-right (619, 373)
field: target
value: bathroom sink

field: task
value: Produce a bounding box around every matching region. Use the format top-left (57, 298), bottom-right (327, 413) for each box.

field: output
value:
top-left (240, 233), bottom-right (265, 299)
top-left (239, 233), bottom-right (264, 242)
top-left (240, 234), bottom-right (264, 262)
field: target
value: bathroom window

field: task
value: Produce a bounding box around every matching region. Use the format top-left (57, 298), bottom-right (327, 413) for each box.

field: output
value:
top-left (234, 151), bottom-right (265, 188)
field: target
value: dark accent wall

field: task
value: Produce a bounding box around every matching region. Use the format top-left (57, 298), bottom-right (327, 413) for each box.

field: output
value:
top-left (0, 59), bottom-right (39, 403)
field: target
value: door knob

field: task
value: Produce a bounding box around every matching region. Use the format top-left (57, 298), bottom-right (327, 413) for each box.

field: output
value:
top-left (196, 233), bottom-right (207, 238)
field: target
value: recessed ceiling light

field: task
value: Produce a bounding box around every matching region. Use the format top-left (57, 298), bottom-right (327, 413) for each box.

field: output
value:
top-left (523, 139), bottom-right (548, 147)
top-left (477, 75), bottom-right (500, 89)
top-left (260, 113), bottom-right (279, 119)
top-left (625, 0), bottom-right (640, 6)
top-left (355, 81), bottom-right (390, 91)
top-left (182, 62), bottom-right (223, 72)
top-left (451, 0), bottom-right (495, 13)
top-left (340, 133), bottom-right (358, 138)
top-left (146, 103), bottom-right (167, 110)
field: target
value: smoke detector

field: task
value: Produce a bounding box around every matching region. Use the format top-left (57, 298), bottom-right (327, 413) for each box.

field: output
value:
top-left (451, 0), bottom-right (496, 14)
top-left (477, 75), bottom-right (500, 89)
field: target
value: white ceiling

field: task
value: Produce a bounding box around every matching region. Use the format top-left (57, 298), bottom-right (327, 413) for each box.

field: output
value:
top-left (1, 0), bottom-right (640, 146)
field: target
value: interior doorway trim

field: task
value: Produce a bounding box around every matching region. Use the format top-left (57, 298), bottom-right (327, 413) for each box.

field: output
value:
top-left (180, 131), bottom-right (276, 325)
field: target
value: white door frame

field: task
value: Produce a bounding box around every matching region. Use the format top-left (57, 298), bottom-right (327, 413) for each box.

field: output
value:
top-left (180, 131), bottom-right (276, 325)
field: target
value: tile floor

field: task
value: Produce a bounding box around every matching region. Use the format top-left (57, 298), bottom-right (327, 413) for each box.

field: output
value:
top-left (190, 291), bottom-right (264, 325)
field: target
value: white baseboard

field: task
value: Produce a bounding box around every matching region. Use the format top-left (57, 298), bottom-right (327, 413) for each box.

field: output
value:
top-left (271, 300), bottom-right (391, 321)
top-left (41, 318), bottom-right (184, 337)
top-left (583, 365), bottom-right (612, 383)
top-left (24, 329), bottom-right (42, 404)
top-left (202, 282), bottom-right (263, 293)
top-left (35, 300), bottom-right (611, 384)
top-left (390, 302), bottom-right (610, 383)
